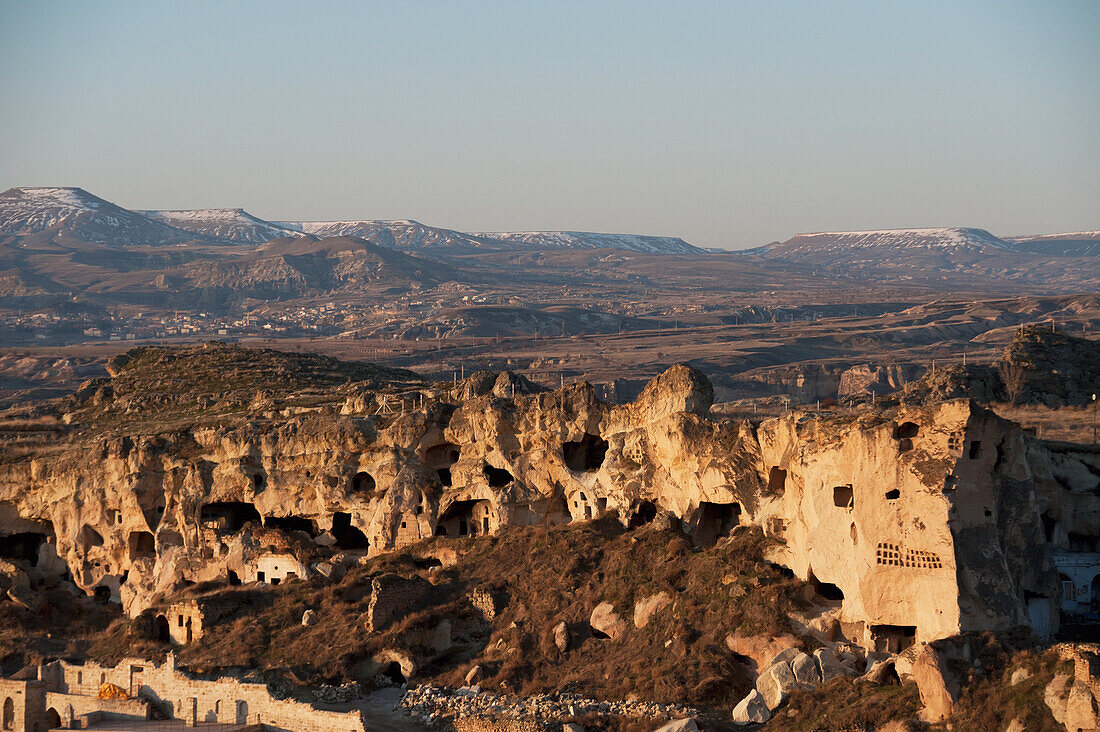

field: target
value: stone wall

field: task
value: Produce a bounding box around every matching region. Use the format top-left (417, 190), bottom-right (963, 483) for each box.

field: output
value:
top-left (366, 573), bottom-right (433, 632)
top-left (42, 656), bottom-right (366, 732)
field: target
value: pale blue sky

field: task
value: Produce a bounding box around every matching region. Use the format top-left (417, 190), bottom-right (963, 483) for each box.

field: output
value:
top-left (1, 1), bottom-right (1097, 248)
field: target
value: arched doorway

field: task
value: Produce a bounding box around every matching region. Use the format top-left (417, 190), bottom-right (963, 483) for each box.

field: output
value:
top-left (155, 614), bottom-right (170, 642)
top-left (45, 708), bottom-right (61, 729)
top-left (3, 697), bottom-right (14, 730)
top-left (1090, 573), bottom-right (1100, 610)
top-left (236, 700), bottom-right (248, 724)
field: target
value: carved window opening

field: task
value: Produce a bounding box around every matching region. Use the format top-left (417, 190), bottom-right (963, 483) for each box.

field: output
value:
top-left (968, 441), bottom-right (982, 459)
top-left (437, 500), bottom-right (492, 537)
top-left (252, 473), bottom-right (266, 492)
top-left (563, 433), bottom-right (609, 472)
top-left (767, 467), bottom-right (787, 495)
top-left (884, 489), bottom-right (900, 500)
top-left (128, 531), bottom-right (156, 560)
top-left (425, 443), bottom-right (460, 487)
top-left (227, 570), bottom-right (241, 586)
top-left (875, 542), bottom-right (942, 569)
top-left (833, 485), bottom-right (854, 509)
top-left (2, 698), bottom-right (13, 731)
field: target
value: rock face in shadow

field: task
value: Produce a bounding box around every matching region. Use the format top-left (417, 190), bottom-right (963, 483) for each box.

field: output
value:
top-left (0, 348), bottom-right (1092, 656)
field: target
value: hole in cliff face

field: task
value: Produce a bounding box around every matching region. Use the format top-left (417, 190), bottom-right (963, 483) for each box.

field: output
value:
top-left (437, 500), bottom-right (493, 537)
top-left (693, 502), bottom-right (741, 547)
top-left (227, 570), bottom-right (241, 586)
top-left (1068, 532), bottom-right (1099, 553)
top-left (1042, 511), bottom-right (1058, 543)
top-left (331, 512), bottom-right (369, 550)
top-left (483, 463), bottom-right (514, 488)
top-left (884, 489), bottom-right (900, 500)
top-left (128, 531), bottom-right (156, 560)
top-left (265, 515), bottom-right (318, 536)
top-left (969, 441), bottom-right (982, 459)
top-left (563, 433), bottom-right (609, 472)
top-left (893, 422), bottom-right (919, 453)
top-left (0, 531), bottom-right (49, 563)
top-left (869, 624), bottom-right (916, 655)
top-left (253, 473), bottom-right (266, 492)
top-left (943, 475), bottom-right (957, 493)
top-left (767, 467), bottom-right (787, 495)
top-left (200, 502), bottom-right (261, 533)
top-left (155, 614), bottom-right (170, 642)
top-left (93, 585), bottom-right (112, 604)
top-left (627, 501), bottom-right (658, 529)
top-left (425, 444), bottom-right (460, 486)
top-left (351, 471), bottom-right (376, 495)
top-left (833, 485), bottom-right (854, 509)
top-left (382, 662), bottom-right (406, 685)
top-left (81, 525), bottom-right (105, 547)
top-left (809, 571), bottom-right (845, 601)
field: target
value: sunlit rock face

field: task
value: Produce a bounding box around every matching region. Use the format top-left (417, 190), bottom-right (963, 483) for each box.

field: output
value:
top-left (0, 362), bottom-right (1086, 651)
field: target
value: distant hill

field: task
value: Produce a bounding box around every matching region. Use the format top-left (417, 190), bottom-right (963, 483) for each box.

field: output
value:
top-left (0, 187), bottom-right (210, 247)
top-left (1005, 232), bottom-right (1100, 257)
top-left (142, 208), bottom-right (299, 243)
top-left (746, 227), bottom-right (1016, 261)
top-left (468, 230), bottom-right (702, 254)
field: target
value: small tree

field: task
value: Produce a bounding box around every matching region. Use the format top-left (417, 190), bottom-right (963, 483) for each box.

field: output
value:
top-left (1000, 360), bottom-right (1027, 405)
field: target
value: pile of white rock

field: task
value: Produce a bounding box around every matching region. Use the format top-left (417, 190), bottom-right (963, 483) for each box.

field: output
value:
top-left (400, 685), bottom-right (700, 727)
top-left (732, 646), bottom-right (860, 725)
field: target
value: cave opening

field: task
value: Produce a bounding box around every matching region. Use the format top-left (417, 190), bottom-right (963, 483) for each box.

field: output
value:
top-left (833, 485), bottom-right (854, 509)
top-left (809, 571), bottom-right (845, 601)
top-left (0, 531), bottom-right (48, 563)
top-left (81, 524), bottom-right (105, 547)
top-left (425, 443), bottom-right (460, 487)
top-left (200, 502), bottom-right (261, 534)
top-left (437, 500), bottom-right (492, 537)
top-left (383, 662), bottom-right (406, 685)
top-left (884, 489), bottom-right (900, 500)
top-left (128, 531), bottom-right (156, 560)
top-left (483, 463), bottom-right (514, 488)
top-left (331, 512), bottom-right (369, 550)
top-left (893, 422), bottom-right (919, 453)
top-left (767, 467), bottom-right (787, 495)
top-left (227, 570), bottom-right (241, 586)
top-left (693, 501), bottom-right (741, 547)
top-left (93, 585), bottom-right (112, 604)
top-left (264, 515), bottom-right (317, 536)
top-left (563, 433), bottom-right (609, 472)
top-left (627, 500), bottom-right (658, 529)
top-left (252, 473), bottom-right (266, 492)
top-left (351, 471), bottom-right (376, 496)
top-left (870, 624), bottom-right (916, 654)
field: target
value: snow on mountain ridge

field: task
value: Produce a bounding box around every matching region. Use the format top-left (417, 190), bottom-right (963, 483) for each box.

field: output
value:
top-left (469, 230), bottom-right (701, 253)
top-left (142, 208), bottom-right (299, 243)
top-left (782, 227), bottom-right (1015, 252)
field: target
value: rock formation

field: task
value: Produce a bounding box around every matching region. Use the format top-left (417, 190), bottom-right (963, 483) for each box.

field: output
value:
top-left (0, 345), bottom-right (1095, 663)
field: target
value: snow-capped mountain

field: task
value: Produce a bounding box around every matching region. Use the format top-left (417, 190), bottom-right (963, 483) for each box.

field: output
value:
top-left (1005, 232), bottom-right (1100, 257)
top-left (469, 231), bottom-right (702, 254)
top-left (141, 208), bottom-right (298, 243)
top-left (749, 227), bottom-right (1017, 260)
top-left (279, 219), bottom-right (491, 250)
top-left (0, 187), bottom-right (205, 246)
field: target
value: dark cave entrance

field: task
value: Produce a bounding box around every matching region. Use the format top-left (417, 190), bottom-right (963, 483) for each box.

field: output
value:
top-left (200, 502), bottom-right (261, 534)
top-left (425, 443), bottom-right (460, 487)
top-left (0, 531), bottom-right (48, 563)
top-left (483, 463), bottom-right (514, 488)
top-left (627, 500), bottom-right (658, 529)
top-left (128, 531), bottom-right (156, 560)
top-left (693, 501), bottom-right (741, 547)
top-left (351, 471), bottom-right (376, 496)
top-left (155, 614), bottom-right (170, 643)
top-left (436, 500), bottom-right (492, 537)
top-left (563, 433), bottom-right (609, 472)
top-left (264, 515), bottom-right (318, 536)
top-left (331, 512), bottom-right (369, 550)
top-left (383, 662), bottom-right (406, 685)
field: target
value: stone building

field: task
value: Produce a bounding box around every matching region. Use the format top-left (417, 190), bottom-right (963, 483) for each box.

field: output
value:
top-left (0, 654), bottom-right (365, 731)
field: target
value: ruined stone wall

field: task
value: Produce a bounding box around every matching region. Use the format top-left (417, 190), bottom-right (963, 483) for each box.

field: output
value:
top-left (46, 656), bottom-right (366, 732)
top-left (366, 574), bottom-right (433, 632)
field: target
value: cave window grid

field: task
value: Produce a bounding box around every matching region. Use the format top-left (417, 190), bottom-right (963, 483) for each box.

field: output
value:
top-left (875, 542), bottom-right (943, 569)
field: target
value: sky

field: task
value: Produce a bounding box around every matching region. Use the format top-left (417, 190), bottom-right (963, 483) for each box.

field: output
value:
top-left (0, 1), bottom-right (1097, 249)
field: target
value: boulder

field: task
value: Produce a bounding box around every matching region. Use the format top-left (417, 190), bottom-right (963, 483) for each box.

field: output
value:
top-left (562, 725), bottom-right (585, 732)
top-left (726, 634), bottom-right (801, 674)
top-left (464, 665), bottom-right (484, 685)
top-left (792, 652), bottom-right (822, 686)
top-left (1010, 666), bottom-right (1032, 685)
top-left (653, 719), bottom-right (699, 732)
top-left (1045, 672), bottom-right (1072, 725)
top-left (313, 531), bottom-right (337, 547)
top-left (553, 621), bottom-right (570, 652)
top-left (301, 609), bottom-right (317, 626)
top-left (814, 648), bottom-right (848, 682)
top-left (756, 660), bottom-right (798, 710)
top-left (1066, 680), bottom-right (1099, 732)
top-left (861, 659), bottom-right (897, 685)
top-left (633, 591), bottom-right (672, 628)
top-left (590, 602), bottom-right (627, 640)
top-left (7, 584), bottom-right (41, 612)
top-left (912, 646), bottom-right (959, 723)
top-left (1004, 718), bottom-right (1026, 732)
top-left (731, 689), bottom-right (771, 725)
top-left (768, 646), bottom-right (803, 668)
